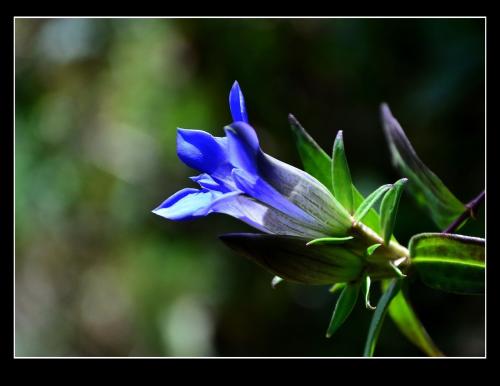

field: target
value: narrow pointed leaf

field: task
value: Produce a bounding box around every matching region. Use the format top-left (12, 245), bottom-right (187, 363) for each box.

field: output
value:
top-left (326, 282), bottom-right (361, 338)
top-left (409, 233), bottom-right (485, 295)
top-left (354, 184), bottom-right (392, 223)
top-left (287, 117), bottom-right (382, 234)
top-left (380, 178), bottom-right (408, 245)
top-left (329, 282), bottom-right (346, 294)
top-left (352, 186), bottom-right (381, 234)
top-left (220, 233), bottom-right (364, 285)
top-left (380, 103), bottom-right (466, 229)
top-left (306, 236), bottom-right (354, 246)
top-left (271, 276), bottom-right (284, 288)
top-left (382, 280), bottom-right (444, 357)
top-left (288, 114), bottom-right (332, 190)
top-left (332, 131), bottom-right (354, 213)
top-left (362, 275), bottom-right (376, 310)
top-left (363, 279), bottom-right (402, 357)
top-left (366, 243), bottom-right (382, 256)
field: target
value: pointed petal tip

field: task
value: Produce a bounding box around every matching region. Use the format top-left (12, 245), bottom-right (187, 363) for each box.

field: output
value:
top-left (380, 103), bottom-right (394, 120)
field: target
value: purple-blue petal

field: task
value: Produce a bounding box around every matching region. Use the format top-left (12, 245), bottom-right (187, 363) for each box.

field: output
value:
top-left (224, 121), bottom-right (261, 174)
top-left (176, 129), bottom-right (228, 174)
top-left (190, 173), bottom-right (230, 192)
top-left (231, 168), bottom-right (318, 226)
top-left (229, 81), bottom-right (249, 123)
top-left (152, 188), bottom-right (223, 220)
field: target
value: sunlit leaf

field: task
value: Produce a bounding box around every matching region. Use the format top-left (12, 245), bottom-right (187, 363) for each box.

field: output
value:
top-left (326, 282), bottom-right (361, 338)
top-left (380, 103), bottom-right (466, 230)
top-left (352, 186), bottom-right (381, 234)
top-left (332, 131), bottom-right (354, 213)
top-left (379, 178), bottom-right (408, 245)
top-left (409, 233), bottom-right (485, 295)
top-left (382, 280), bottom-right (444, 357)
top-left (287, 116), bottom-right (382, 234)
top-left (353, 184), bottom-right (392, 223)
top-left (289, 114), bottom-right (332, 191)
top-left (363, 279), bottom-right (402, 357)
top-left (220, 233), bottom-right (364, 285)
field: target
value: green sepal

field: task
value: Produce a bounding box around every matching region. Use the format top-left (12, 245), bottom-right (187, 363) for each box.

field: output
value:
top-left (409, 233), bottom-right (485, 295)
top-left (362, 275), bottom-right (376, 310)
top-left (353, 184), bottom-right (392, 223)
top-left (389, 261), bottom-right (407, 278)
top-left (306, 236), bottom-right (354, 246)
top-left (379, 178), bottom-right (408, 245)
top-left (326, 281), bottom-right (361, 338)
top-left (363, 279), bottom-right (402, 357)
top-left (329, 283), bottom-right (346, 294)
top-left (380, 104), bottom-right (466, 229)
top-left (366, 243), bottom-right (382, 256)
top-left (289, 114), bottom-right (332, 191)
top-left (332, 131), bottom-right (354, 213)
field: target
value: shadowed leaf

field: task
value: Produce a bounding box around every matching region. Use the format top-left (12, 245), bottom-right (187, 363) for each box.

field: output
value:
top-left (364, 279), bottom-right (402, 357)
top-left (220, 233), bottom-right (364, 285)
top-left (383, 280), bottom-right (444, 357)
top-left (380, 103), bottom-right (466, 230)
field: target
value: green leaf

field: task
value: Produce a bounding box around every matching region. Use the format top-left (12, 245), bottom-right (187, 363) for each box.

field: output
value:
top-left (287, 116), bottom-right (382, 235)
top-left (353, 184), bottom-right (392, 223)
top-left (306, 236), bottom-right (354, 246)
top-left (326, 282), bottom-right (361, 338)
top-left (332, 131), bottom-right (354, 213)
top-left (220, 233), bottom-right (364, 285)
top-left (380, 103), bottom-right (466, 230)
top-left (289, 114), bottom-right (332, 191)
top-left (362, 275), bottom-right (376, 310)
top-left (383, 280), bottom-right (444, 357)
top-left (363, 279), bottom-right (402, 357)
top-left (379, 178), bottom-right (408, 245)
top-left (409, 233), bottom-right (485, 295)
top-left (329, 282), bottom-right (346, 294)
top-left (366, 243), bottom-right (382, 256)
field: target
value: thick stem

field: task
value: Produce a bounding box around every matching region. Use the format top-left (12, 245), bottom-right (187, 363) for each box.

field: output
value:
top-left (351, 221), bottom-right (410, 268)
top-left (442, 190), bottom-right (485, 234)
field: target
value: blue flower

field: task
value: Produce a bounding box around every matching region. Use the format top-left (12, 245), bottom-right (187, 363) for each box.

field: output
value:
top-left (153, 81), bottom-right (352, 238)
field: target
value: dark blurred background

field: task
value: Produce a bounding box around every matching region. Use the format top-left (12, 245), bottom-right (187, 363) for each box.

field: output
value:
top-left (15, 18), bottom-right (485, 357)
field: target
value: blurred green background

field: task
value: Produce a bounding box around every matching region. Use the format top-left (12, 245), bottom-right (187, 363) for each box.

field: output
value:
top-left (15, 18), bottom-right (485, 357)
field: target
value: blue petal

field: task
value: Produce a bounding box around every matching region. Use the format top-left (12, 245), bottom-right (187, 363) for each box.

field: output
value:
top-left (176, 129), bottom-right (228, 174)
top-left (153, 188), bottom-right (224, 220)
top-left (211, 194), bottom-right (326, 238)
top-left (224, 121), bottom-right (261, 174)
top-left (231, 168), bottom-right (321, 227)
top-left (190, 173), bottom-right (230, 192)
top-left (229, 81), bottom-right (249, 123)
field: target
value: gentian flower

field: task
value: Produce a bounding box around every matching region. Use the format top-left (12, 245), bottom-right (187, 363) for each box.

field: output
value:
top-left (153, 82), bottom-right (409, 286)
top-left (153, 81), bottom-right (353, 239)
